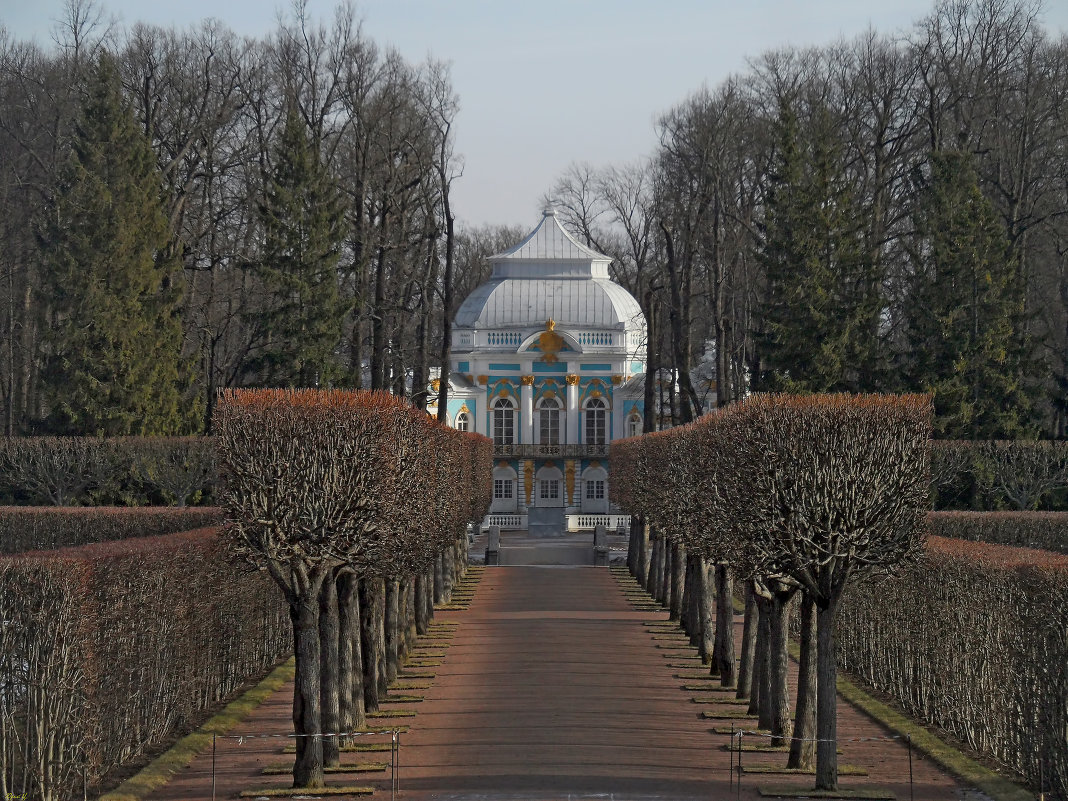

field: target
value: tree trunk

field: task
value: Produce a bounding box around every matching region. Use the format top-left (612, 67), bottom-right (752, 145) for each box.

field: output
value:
top-left (375, 581), bottom-right (388, 698)
top-left (405, 578), bottom-right (418, 652)
top-left (443, 546), bottom-right (455, 603)
top-left (768, 585), bottom-right (796, 746)
top-left (737, 582), bottom-right (758, 699)
top-left (696, 556), bottom-right (714, 664)
top-left (715, 564), bottom-right (737, 688)
top-left (635, 519), bottom-right (650, 586)
top-left (318, 576), bottom-right (341, 767)
top-left (749, 596), bottom-right (770, 722)
top-left (415, 572), bottom-right (430, 635)
top-left (358, 578), bottom-right (381, 713)
top-left (336, 570), bottom-right (365, 736)
top-left (683, 552), bottom-right (699, 643)
top-left (385, 579), bottom-right (400, 683)
top-left (290, 591), bottom-right (324, 788)
top-left (425, 566), bottom-right (436, 622)
top-left (627, 515), bottom-right (641, 577)
top-left (669, 542), bottom-right (685, 621)
top-left (788, 591), bottom-right (817, 770)
top-left (647, 532), bottom-right (660, 596)
top-left (434, 552), bottom-right (445, 604)
top-left (815, 595), bottom-right (840, 790)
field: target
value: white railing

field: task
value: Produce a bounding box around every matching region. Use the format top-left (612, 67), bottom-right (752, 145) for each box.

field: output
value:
top-left (482, 514), bottom-right (527, 530)
top-left (576, 331), bottom-right (616, 347)
top-left (567, 514), bottom-right (631, 533)
top-left (455, 332), bottom-right (473, 348)
top-left (483, 331), bottom-right (522, 348)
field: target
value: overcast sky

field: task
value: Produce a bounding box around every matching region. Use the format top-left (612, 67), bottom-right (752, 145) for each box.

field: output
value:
top-left (4, 0), bottom-right (1068, 231)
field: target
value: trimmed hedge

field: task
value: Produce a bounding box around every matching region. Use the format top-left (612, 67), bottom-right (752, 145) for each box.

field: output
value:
top-left (929, 510), bottom-right (1068, 554)
top-left (0, 506), bottom-right (223, 554)
top-left (0, 436), bottom-right (216, 506)
top-left (0, 527), bottom-right (289, 800)
top-left (837, 536), bottom-right (1068, 797)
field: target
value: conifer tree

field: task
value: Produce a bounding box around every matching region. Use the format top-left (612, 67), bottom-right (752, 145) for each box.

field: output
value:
top-left (250, 104), bottom-right (346, 387)
top-left (38, 52), bottom-right (196, 436)
top-left (757, 102), bottom-right (883, 393)
top-left (906, 149), bottom-right (1038, 438)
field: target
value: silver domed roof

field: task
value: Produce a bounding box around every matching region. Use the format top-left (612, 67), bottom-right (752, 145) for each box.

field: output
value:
top-left (455, 209), bottom-right (644, 331)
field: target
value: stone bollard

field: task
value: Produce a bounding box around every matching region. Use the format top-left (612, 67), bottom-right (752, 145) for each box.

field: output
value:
top-left (485, 525), bottom-right (501, 566)
top-left (593, 524), bottom-right (609, 567)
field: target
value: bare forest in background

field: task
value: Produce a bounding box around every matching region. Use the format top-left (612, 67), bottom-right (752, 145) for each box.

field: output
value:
top-left (2, 0), bottom-right (1068, 436)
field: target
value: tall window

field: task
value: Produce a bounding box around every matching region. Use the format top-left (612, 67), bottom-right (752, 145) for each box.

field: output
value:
top-left (455, 412), bottom-right (469, 432)
top-left (585, 397), bottom-right (607, 445)
top-left (493, 398), bottom-right (514, 445)
top-left (626, 413), bottom-right (642, 438)
top-left (585, 480), bottom-right (605, 500)
top-left (539, 479), bottom-right (560, 500)
top-left (493, 479), bottom-right (513, 499)
top-left (538, 397), bottom-right (560, 445)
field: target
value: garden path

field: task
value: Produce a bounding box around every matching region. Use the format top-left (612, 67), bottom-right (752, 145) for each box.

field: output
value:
top-left (147, 564), bottom-right (983, 801)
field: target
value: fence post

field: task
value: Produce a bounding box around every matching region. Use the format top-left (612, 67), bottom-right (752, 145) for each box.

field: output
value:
top-left (907, 734), bottom-right (913, 801)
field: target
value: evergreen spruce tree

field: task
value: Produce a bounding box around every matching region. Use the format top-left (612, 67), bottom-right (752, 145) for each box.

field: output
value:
top-left (38, 53), bottom-right (197, 436)
top-left (756, 102), bottom-right (882, 393)
top-left (250, 104), bottom-right (346, 387)
top-left (906, 150), bottom-right (1038, 438)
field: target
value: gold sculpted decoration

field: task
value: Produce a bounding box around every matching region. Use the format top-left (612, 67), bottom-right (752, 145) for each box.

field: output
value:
top-left (565, 374), bottom-right (580, 386)
top-left (565, 460), bottom-right (576, 505)
top-left (538, 319), bottom-right (565, 364)
top-left (477, 375), bottom-right (488, 385)
top-left (611, 375), bottom-right (623, 385)
top-left (520, 375), bottom-right (535, 386)
top-left (430, 378), bottom-right (441, 392)
top-left (458, 403), bottom-right (470, 415)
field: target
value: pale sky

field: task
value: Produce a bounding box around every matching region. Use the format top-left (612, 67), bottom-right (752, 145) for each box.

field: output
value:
top-left (4, 0), bottom-right (1068, 231)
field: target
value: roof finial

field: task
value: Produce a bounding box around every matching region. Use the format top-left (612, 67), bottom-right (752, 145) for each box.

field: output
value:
top-left (542, 196), bottom-right (558, 217)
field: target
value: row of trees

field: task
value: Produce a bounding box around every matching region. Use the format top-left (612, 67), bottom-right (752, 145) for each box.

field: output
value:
top-left (215, 388), bottom-right (491, 786)
top-left (0, 0), bottom-right (461, 435)
top-left (611, 393), bottom-right (931, 790)
top-left (550, 0), bottom-right (1068, 438)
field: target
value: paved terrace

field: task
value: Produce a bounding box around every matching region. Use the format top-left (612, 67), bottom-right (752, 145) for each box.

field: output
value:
top-left (149, 560), bottom-right (980, 801)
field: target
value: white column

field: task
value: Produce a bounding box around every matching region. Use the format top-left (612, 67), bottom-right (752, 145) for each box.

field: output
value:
top-left (521, 376), bottom-right (534, 444)
top-left (611, 384), bottom-right (624, 442)
top-left (565, 373), bottom-right (580, 444)
top-left (474, 391), bottom-right (487, 436)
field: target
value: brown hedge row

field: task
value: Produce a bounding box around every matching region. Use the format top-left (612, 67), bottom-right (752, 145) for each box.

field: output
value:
top-left (0, 527), bottom-right (289, 801)
top-left (929, 510), bottom-right (1068, 554)
top-left (0, 506), bottom-right (223, 553)
top-left (0, 436), bottom-right (216, 506)
top-left (836, 536), bottom-right (1068, 798)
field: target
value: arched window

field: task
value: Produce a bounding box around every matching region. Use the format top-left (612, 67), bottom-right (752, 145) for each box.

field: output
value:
top-left (537, 396), bottom-right (561, 445)
top-left (455, 411), bottom-right (469, 432)
top-left (492, 397), bottom-right (515, 445)
top-left (626, 412), bottom-right (642, 438)
top-left (585, 397), bottom-right (607, 445)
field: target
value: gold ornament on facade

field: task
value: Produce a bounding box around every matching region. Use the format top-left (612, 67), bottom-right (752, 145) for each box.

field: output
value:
top-left (497, 460), bottom-right (510, 469)
top-left (430, 378), bottom-right (441, 392)
top-left (543, 389), bottom-right (556, 400)
top-left (458, 403), bottom-right (471, 415)
top-left (477, 375), bottom-right (488, 385)
top-left (611, 375), bottom-right (623, 385)
top-left (538, 319), bottom-right (565, 364)
top-left (565, 374), bottom-right (580, 386)
top-left (565, 460), bottom-right (576, 505)
top-left (590, 389), bottom-right (602, 398)
top-left (523, 460), bottom-right (534, 505)
top-left (521, 375), bottom-right (535, 386)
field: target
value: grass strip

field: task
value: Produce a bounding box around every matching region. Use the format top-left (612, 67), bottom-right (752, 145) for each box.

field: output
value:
top-left (261, 762), bottom-right (387, 775)
top-left (701, 708), bottom-right (756, 720)
top-left (756, 787), bottom-right (893, 799)
top-left (381, 694), bottom-right (424, 703)
top-left (238, 786), bottom-right (374, 797)
top-left (742, 765), bottom-right (868, 776)
top-left (692, 696), bottom-right (751, 705)
top-left (368, 709), bottom-right (416, 718)
top-left (99, 657), bottom-right (295, 801)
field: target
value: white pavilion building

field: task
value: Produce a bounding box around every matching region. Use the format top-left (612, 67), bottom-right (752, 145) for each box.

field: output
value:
top-left (432, 207), bottom-right (647, 537)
